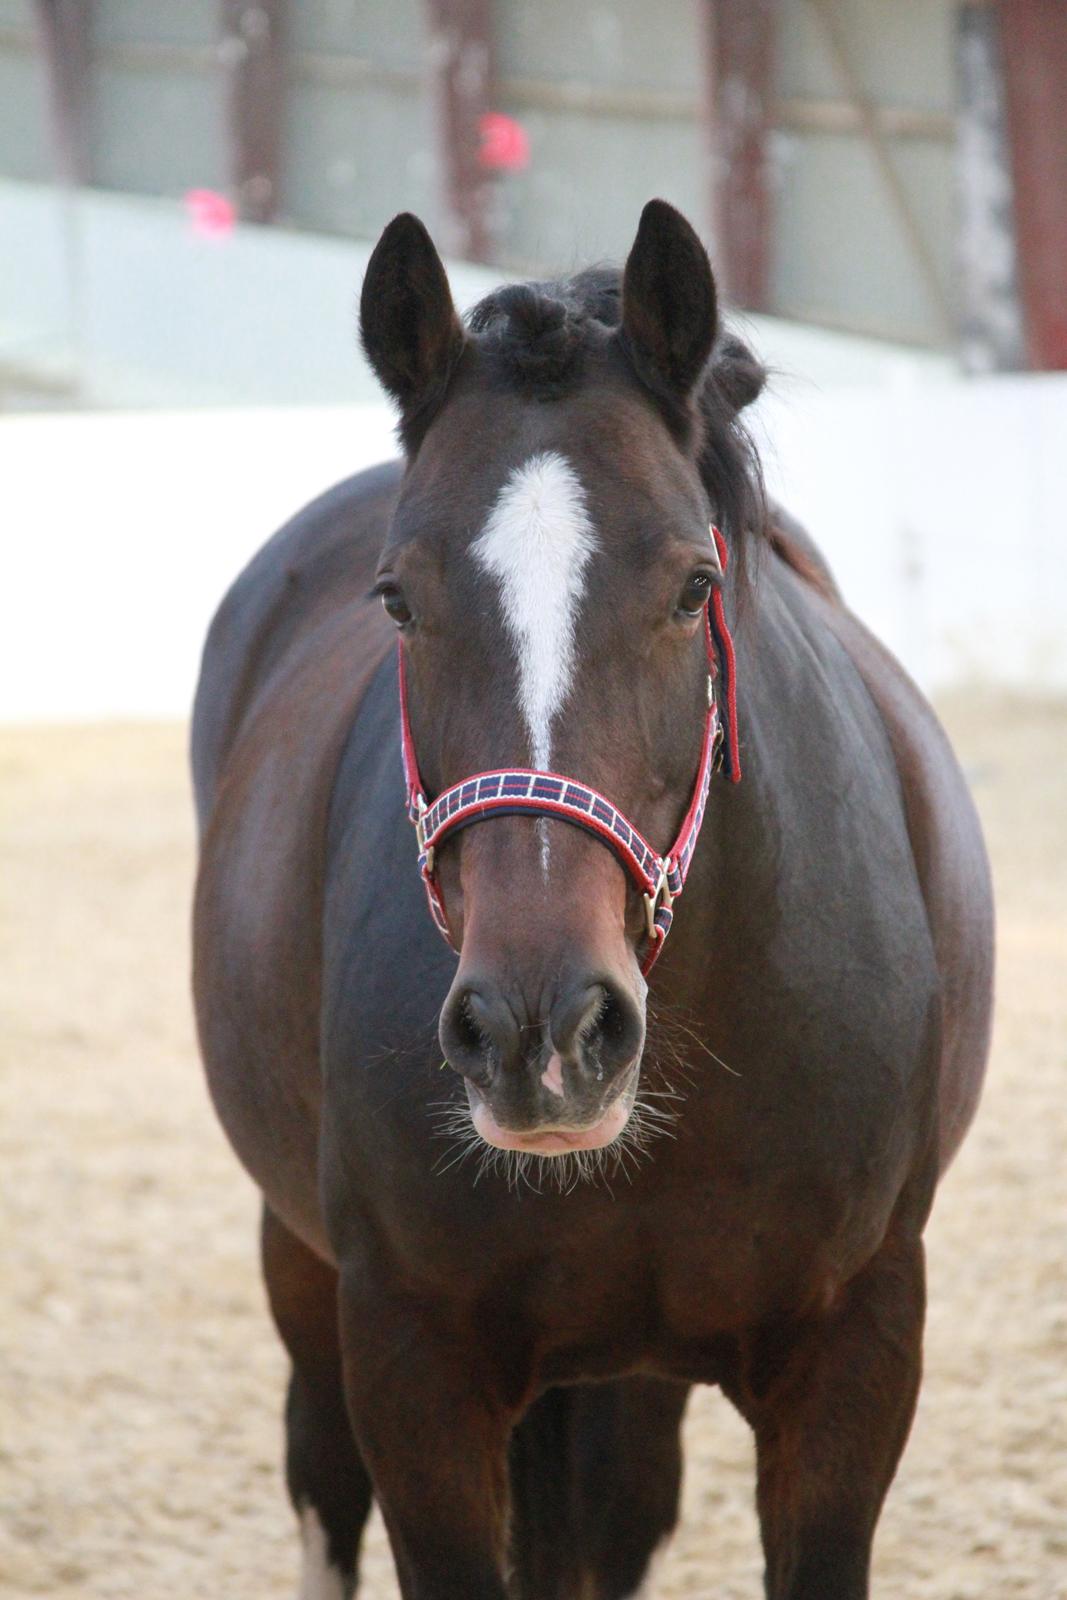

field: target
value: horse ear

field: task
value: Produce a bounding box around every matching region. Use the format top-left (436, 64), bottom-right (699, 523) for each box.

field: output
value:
top-left (713, 334), bottom-right (766, 414)
top-left (620, 199), bottom-right (718, 402)
top-left (360, 213), bottom-right (465, 438)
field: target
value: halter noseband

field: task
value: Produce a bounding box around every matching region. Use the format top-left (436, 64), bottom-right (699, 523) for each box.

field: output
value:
top-left (398, 526), bottom-right (740, 975)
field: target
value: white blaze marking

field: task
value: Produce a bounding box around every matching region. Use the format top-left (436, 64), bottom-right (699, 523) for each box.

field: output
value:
top-left (473, 451), bottom-right (597, 777)
top-left (298, 1504), bottom-right (347, 1600)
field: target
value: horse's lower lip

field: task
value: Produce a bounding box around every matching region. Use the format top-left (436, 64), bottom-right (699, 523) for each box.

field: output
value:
top-left (509, 1125), bottom-right (610, 1153)
top-left (468, 1070), bottom-right (637, 1156)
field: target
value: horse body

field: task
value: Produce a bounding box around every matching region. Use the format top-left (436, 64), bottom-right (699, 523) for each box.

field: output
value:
top-left (193, 204), bottom-right (992, 1600)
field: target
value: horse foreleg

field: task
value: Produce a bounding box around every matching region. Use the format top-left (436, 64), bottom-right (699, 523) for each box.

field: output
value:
top-left (261, 1206), bottom-right (374, 1598)
top-left (729, 1232), bottom-right (925, 1600)
top-left (507, 1377), bottom-right (687, 1600)
top-left (338, 1274), bottom-right (514, 1600)
top-left (567, 1377), bottom-right (689, 1600)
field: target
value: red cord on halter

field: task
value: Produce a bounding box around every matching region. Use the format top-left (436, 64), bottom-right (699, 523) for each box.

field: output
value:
top-left (397, 526), bottom-right (740, 974)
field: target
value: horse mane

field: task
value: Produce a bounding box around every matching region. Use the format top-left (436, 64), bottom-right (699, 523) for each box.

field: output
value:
top-left (467, 269), bottom-right (767, 559)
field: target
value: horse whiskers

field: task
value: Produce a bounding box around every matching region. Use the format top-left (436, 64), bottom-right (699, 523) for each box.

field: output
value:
top-left (635, 1082), bottom-right (687, 1106)
top-left (426, 1072), bottom-right (683, 1194)
top-left (429, 1104), bottom-right (489, 1178)
top-left (360, 1028), bottom-right (451, 1114)
top-left (433, 1133), bottom-right (487, 1178)
top-left (646, 1001), bottom-right (742, 1080)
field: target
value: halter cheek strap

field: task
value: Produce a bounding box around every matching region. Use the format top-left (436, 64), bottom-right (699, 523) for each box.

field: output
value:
top-left (398, 526), bottom-right (740, 975)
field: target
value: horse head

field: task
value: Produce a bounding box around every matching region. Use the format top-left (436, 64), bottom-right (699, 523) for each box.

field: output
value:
top-left (360, 199), bottom-right (763, 1162)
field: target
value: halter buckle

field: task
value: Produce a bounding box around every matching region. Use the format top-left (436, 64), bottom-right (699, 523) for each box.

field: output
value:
top-left (413, 795), bottom-right (435, 875)
top-left (643, 858), bottom-right (675, 944)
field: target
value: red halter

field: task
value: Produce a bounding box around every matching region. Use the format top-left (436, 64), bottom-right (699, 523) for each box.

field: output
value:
top-left (398, 527), bottom-right (740, 975)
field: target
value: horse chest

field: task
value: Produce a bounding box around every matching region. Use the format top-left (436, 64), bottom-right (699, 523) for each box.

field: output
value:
top-left (506, 1184), bottom-right (853, 1390)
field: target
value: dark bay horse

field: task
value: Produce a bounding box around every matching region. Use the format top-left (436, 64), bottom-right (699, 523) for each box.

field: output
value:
top-left (192, 200), bottom-right (993, 1599)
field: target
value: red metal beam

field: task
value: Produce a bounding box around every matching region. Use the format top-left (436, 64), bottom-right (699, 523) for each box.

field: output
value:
top-left (999, 0), bottom-right (1067, 369)
top-left (954, 2), bottom-right (1026, 370)
top-left (701, 0), bottom-right (779, 309)
top-left (220, 0), bottom-right (288, 224)
top-left (32, 0), bottom-right (93, 184)
top-left (423, 0), bottom-right (494, 263)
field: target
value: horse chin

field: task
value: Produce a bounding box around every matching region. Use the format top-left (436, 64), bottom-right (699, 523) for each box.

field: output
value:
top-left (466, 1067), bottom-right (639, 1158)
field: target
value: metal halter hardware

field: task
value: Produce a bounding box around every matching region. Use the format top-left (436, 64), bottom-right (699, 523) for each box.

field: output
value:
top-left (397, 526), bottom-right (740, 975)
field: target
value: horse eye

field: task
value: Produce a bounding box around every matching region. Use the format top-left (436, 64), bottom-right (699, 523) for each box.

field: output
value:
top-left (379, 586), bottom-right (412, 627)
top-left (677, 572), bottom-right (712, 618)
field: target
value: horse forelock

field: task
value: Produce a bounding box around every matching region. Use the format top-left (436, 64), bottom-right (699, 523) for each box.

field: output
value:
top-left (466, 273), bottom-right (616, 397)
top-left (464, 267), bottom-right (766, 569)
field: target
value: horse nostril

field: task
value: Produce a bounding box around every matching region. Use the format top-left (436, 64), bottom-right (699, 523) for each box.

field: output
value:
top-left (439, 988), bottom-right (489, 1084)
top-left (551, 977), bottom-right (644, 1076)
top-left (439, 983), bottom-right (518, 1084)
top-left (597, 983), bottom-right (636, 1052)
top-left (454, 994), bottom-right (487, 1055)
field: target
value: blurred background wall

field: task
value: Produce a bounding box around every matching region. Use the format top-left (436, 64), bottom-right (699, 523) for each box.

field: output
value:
top-left (2, 0), bottom-right (1066, 714)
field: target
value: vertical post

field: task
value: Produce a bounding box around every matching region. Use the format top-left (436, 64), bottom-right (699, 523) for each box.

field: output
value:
top-left (423, 0), bottom-right (494, 263)
top-left (811, 0), bottom-right (952, 338)
top-left (220, 0), bottom-right (288, 224)
top-left (954, 1), bottom-right (1025, 371)
top-left (998, 0), bottom-right (1067, 370)
top-left (701, 0), bottom-right (778, 309)
top-left (33, 0), bottom-right (93, 184)
top-left (32, 1), bottom-right (93, 392)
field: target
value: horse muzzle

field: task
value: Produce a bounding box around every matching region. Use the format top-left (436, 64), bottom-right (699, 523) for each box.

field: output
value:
top-left (466, 1068), bottom-right (639, 1155)
top-left (439, 972), bottom-right (645, 1154)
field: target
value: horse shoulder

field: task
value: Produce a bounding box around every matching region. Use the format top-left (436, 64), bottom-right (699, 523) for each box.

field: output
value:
top-left (191, 460), bottom-right (402, 831)
top-left (792, 569), bottom-right (995, 1172)
top-left (192, 460), bottom-right (401, 1254)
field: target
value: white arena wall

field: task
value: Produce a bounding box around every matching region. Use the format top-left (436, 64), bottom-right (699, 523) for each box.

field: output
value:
top-left (2, 182), bottom-right (1065, 720)
top-left (4, 374), bottom-right (1066, 724)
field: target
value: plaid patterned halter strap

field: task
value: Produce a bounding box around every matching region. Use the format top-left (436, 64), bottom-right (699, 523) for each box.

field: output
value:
top-left (398, 526), bottom-right (740, 975)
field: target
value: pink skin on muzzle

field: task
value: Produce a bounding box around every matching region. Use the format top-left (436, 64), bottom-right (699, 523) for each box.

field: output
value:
top-left (467, 1060), bottom-right (639, 1157)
